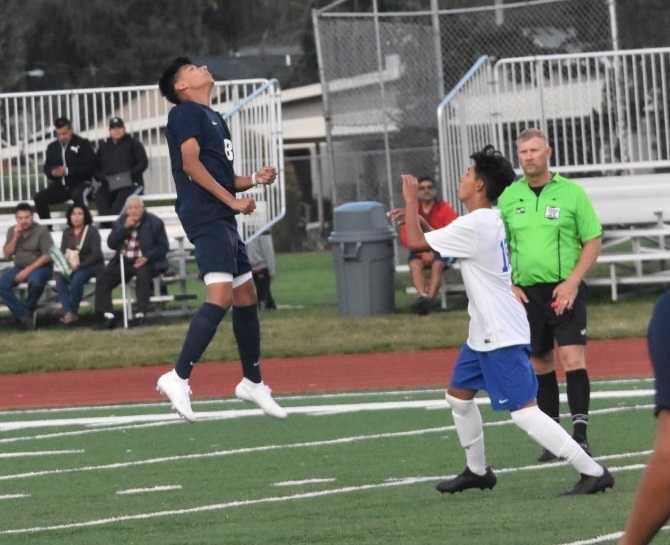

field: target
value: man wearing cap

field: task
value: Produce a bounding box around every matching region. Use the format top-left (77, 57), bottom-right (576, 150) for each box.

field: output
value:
top-left (95, 117), bottom-right (149, 216)
top-left (36, 117), bottom-right (96, 220)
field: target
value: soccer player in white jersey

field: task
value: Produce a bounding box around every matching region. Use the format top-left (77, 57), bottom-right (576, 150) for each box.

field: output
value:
top-left (393, 146), bottom-right (614, 495)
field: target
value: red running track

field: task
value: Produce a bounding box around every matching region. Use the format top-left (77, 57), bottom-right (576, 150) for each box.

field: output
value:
top-left (0, 338), bottom-right (652, 410)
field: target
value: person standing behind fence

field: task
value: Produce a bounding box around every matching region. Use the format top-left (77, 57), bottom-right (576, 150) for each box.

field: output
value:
top-left (398, 176), bottom-right (458, 315)
top-left (36, 117), bottom-right (96, 220)
top-left (55, 204), bottom-right (103, 325)
top-left (94, 195), bottom-right (168, 329)
top-left (95, 117), bottom-right (148, 216)
top-left (0, 202), bottom-right (53, 330)
top-left (498, 128), bottom-right (602, 462)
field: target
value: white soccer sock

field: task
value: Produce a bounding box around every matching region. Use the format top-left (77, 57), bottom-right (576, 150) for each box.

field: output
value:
top-left (511, 406), bottom-right (603, 477)
top-left (445, 392), bottom-right (486, 476)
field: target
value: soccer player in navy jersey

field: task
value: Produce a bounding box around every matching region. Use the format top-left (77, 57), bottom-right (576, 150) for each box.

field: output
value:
top-left (156, 57), bottom-right (286, 421)
top-left (620, 291), bottom-right (670, 544)
top-left (392, 146), bottom-right (612, 495)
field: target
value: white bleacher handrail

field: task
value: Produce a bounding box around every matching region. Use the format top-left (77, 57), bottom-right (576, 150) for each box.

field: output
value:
top-left (437, 55), bottom-right (492, 215)
top-left (0, 78), bottom-right (285, 242)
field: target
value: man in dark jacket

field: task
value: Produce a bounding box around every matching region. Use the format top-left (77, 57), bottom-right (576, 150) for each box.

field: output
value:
top-left (95, 117), bottom-right (149, 215)
top-left (94, 195), bottom-right (169, 329)
top-left (35, 117), bottom-right (96, 220)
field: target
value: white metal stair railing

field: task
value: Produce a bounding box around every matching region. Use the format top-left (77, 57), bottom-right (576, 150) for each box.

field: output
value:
top-left (437, 56), bottom-right (494, 216)
top-left (492, 47), bottom-right (670, 175)
top-left (0, 78), bottom-right (285, 242)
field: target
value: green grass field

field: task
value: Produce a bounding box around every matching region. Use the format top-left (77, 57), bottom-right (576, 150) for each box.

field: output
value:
top-left (0, 252), bottom-right (663, 374)
top-left (0, 380), bottom-right (659, 545)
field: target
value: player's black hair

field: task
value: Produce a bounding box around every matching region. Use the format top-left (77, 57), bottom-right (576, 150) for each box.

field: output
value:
top-left (14, 202), bottom-right (33, 214)
top-left (158, 57), bottom-right (192, 105)
top-left (417, 175), bottom-right (435, 186)
top-left (54, 117), bottom-right (71, 129)
top-left (470, 145), bottom-right (517, 204)
top-left (65, 203), bottom-right (93, 227)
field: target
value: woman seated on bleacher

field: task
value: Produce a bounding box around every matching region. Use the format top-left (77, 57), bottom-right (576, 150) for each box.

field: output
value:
top-left (55, 204), bottom-right (104, 325)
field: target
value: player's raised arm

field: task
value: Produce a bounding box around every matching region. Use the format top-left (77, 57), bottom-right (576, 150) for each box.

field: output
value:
top-left (181, 138), bottom-right (255, 215)
top-left (401, 174), bottom-right (432, 252)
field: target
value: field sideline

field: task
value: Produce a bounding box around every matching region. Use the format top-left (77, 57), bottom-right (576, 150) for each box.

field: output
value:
top-left (0, 380), bottom-right (660, 545)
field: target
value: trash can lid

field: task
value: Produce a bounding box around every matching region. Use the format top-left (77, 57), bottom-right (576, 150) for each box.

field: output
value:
top-left (328, 201), bottom-right (394, 243)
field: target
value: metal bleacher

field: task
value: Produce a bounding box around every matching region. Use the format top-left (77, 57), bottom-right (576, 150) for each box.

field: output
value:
top-left (432, 47), bottom-right (670, 302)
top-left (0, 78), bottom-right (285, 325)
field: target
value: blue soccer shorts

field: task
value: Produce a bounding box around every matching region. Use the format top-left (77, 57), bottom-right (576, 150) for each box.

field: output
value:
top-left (450, 343), bottom-right (538, 412)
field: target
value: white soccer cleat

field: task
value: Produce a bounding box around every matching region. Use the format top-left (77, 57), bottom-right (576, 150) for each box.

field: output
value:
top-left (156, 370), bottom-right (197, 423)
top-left (235, 378), bottom-right (288, 419)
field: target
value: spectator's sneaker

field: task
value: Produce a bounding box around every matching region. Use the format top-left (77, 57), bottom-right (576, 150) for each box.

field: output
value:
top-left (436, 466), bottom-right (497, 494)
top-left (156, 370), bottom-right (196, 422)
top-left (412, 296), bottom-right (432, 316)
top-left (561, 467), bottom-right (614, 495)
top-left (235, 378), bottom-right (287, 419)
top-left (95, 315), bottom-right (117, 330)
top-left (60, 312), bottom-right (78, 325)
top-left (17, 313), bottom-right (35, 331)
top-left (130, 313), bottom-right (146, 327)
top-left (537, 448), bottom-right (559, 463)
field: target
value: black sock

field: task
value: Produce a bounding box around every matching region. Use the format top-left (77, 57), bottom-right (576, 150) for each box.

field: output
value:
top-left (566, 368), bottom-right (590, 442)
top-left (233, 304), bottom-right (262, 383)
top-left (537, 371), bottom-right (560, 422)
top-left (175, 303), bottom-right (226, 379)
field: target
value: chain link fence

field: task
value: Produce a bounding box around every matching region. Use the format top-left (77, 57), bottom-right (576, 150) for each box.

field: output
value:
top-left (314, 0), bottom-right (617, 216)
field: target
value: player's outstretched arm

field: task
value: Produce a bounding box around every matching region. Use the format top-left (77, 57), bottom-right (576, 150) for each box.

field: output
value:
top-left (234, 166), bottom-right (277, 192)
top-left (401, 174), bottom-right (431, 252)
top-left (619, 411), bottom-right (670, 545)
top-left (181, 138), bottom-right (255, 215)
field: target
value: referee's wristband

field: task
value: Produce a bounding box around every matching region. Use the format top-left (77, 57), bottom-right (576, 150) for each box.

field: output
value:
top-left (251, 173), bottom-right (257, 187)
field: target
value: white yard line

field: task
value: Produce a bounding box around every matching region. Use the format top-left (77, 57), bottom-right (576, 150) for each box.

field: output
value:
top-left (0, 494), bottom-right (30, 500)
top-left (116, 485), bottom-right (182, 495)
top-left (555, 525), bottom-right (670, 545)
top-left (273, 478), bottom-right (336, 487)
top-left (0, 379), bottom-right (653, 417)
top-left (0, 390), bottom-right (655, 433)
top-left (0, 449), bottom-right (83, 459)
top-left (0, 460), bottom-right (647, 536)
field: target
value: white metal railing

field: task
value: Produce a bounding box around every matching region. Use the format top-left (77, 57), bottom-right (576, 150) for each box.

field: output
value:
top-left (0, 79), bottom-right (284, 241)
top-left (493, 47), bottom-right (670, 174)
top-left (438, 47), bottom-right (670, 212)
top-left (437, 56), bottom-right (493, 215)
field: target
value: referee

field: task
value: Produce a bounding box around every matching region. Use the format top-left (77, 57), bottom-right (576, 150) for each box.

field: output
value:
top-left (498, 128), bottom-right (602, 462)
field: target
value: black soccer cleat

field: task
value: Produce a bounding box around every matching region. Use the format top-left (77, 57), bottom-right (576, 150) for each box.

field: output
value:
top-left (561, 467), bottom-right (614, 496)
top-left (575, 439), bottom-right (592, 457)
top-left (537, 448), bottom-right (559, 463)
top-left (436, 466), bottom-right (497, 494)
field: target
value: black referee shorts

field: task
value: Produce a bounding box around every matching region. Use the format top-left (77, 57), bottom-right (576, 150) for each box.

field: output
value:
top-left (521, 282), bottom-right (588, 357)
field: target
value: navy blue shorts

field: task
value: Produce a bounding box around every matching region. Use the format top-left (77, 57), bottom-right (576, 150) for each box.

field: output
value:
top-left (187, 217), bottom-right (251, 277)
top-left (649, 291), bottom-right (670, 415)
top-left (451, 343), bottom-right (538, 412)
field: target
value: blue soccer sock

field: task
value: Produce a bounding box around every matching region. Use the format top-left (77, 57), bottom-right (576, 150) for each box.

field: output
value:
top-left (233, 304), bottom-right (262, 383)
top-left (175, 302), bottom-right (227, 379)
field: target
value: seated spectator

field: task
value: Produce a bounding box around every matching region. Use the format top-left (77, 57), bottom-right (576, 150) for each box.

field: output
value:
top-left (398, 176), bottom-right (458, 315)
top-left (94, 196), bottom-right (169, 329)
top-left (55, 204), bottom-right (104, 325)
top-left (95, 117), bottom-right (148, 216)
top-left (35, 117), bottom-right (96, 221)
top-left (0, 203), bottom-right (53, 329)
top-left (247, 230), bottom-right (277, 311)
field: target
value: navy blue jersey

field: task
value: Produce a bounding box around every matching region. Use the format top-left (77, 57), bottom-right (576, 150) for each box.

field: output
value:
top-left (166, 101), bottom-right (237, 231)
top-left (649, 291), bottom-right (670, 415)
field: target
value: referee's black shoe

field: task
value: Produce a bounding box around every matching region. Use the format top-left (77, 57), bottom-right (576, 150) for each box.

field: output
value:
top-left (561, 467), bottom-right (614, 496)
top-left (436, 466), bottom-right (497, 494)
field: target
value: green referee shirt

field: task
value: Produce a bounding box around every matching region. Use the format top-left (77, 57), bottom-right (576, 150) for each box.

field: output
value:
top-left (498, 173), bottom-right (602, 287)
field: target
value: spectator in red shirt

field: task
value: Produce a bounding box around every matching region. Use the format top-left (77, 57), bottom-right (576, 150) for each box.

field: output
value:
top-left (398, 176), bottom-right (458, 314)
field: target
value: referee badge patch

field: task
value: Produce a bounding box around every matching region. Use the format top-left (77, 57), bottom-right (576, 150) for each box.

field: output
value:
top-left (544, 206), bottom-right (560, 220)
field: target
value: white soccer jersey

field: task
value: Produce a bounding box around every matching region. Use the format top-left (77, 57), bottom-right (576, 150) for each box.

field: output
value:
top-left (424, 208), bottom-right (530, 352)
